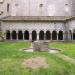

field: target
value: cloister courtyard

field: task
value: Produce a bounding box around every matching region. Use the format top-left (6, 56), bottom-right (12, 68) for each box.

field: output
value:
top-left (0, 41), bottom-right (75, 75)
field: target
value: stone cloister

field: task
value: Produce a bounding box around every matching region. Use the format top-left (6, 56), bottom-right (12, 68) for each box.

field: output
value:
top-left (5, 30), bottom-right (65, 41)
top-left (5, 29), bottom-right (75, 41)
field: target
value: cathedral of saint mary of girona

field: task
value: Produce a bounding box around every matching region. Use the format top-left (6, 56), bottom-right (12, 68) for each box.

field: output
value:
top-left (0, 0), bottom-right (75, 41)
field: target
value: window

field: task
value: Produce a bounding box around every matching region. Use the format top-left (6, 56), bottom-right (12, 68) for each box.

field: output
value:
top-left (39, 4), bottom-right (43, 7)
top-left (7, 3), bottom-right (10, 12)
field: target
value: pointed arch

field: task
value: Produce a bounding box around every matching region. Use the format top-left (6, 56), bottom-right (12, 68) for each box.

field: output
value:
top-left (18, 31), bottom-right (23, 40)
top-left (32, 30), bottom-right (37, 41)
top-left (6, 30), bottom-right (10, 40)
top-left (39, 30), bottom-right (44, 40)
top-left (46, 31), bottom-right (51, 40)
top-left (73, 30), bottom-right (75, 40)
top-left (69, 30), bottom-right (72, 40)
top-left (58, 31), bottom-right (63, 40)
top-left (12, 31), bottom-right (17, 40)
top-left (52, 31), bottom-right (57, 40)
top-left (24, 30), bottom-right (29, 40)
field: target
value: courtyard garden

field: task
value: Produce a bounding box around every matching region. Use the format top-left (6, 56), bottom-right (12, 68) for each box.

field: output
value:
top-left (0, 41), bottom-right (75, 75)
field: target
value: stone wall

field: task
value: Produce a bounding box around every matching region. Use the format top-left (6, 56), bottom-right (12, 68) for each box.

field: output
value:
top-left (0, 0), bottom-right (72, 17)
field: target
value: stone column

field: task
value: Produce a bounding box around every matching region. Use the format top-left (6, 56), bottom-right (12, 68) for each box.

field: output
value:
top-left (23, 33), bottom-right (24, 40)
top-left (57, 33), bottom-right (58, 40)
top-left (44, 33), bottom-right (46, 40)
top-left (29, 33), bottom-right (32, 41)
top-left (10, 33), bottom-right (12, 40)
top-left (37, 33), bottom-right (39, 40)
top-left (16, 33), bottom-right (18, 40)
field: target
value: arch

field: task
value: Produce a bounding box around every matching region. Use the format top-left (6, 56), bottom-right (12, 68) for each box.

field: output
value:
top-left (24, 30), bottom-right (29, 40)
top-left (18, 31), bottom-right (23, 40)
top-left (12, 31), bottom-right (17, 40)
top-left (32, 30), bottom-right (37, 41)
top-left (6, 30), bottom-right (10, 40)
top-left (52, 31), bottom-right (57, 40)
top-left (39, 30), bottom-right (44, 40)
top-left (73, 30), bottom-right (75, 40)
top-left (58, 31), bottom-right (63, 40)
top-left (69, 30), bottom-right (72, 40)
top-left (46, 31), bottom-right (51, 40)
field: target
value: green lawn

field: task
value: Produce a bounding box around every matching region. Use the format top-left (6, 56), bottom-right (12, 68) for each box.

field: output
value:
top-left (0, 41), bottom-right (75, 75)
top-left (50, 42), bottom-right (75, 59)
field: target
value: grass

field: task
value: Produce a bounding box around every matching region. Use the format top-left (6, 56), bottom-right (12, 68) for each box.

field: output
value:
top-left (50, 42), bottom-right (75, 59)
top-left (0, 41), bottom-right (75, 75)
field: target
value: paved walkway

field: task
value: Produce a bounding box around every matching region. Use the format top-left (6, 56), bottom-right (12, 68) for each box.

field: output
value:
top-left (55, 53), bottom-right (75, 65)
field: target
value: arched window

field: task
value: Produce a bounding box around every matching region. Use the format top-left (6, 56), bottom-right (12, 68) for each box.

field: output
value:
top-left (39, 31), bottom-right (44, 40)
top-left (52, 31), bottom-right (57, 40)
top-left (12, 31), bottom-right (17, 40)
top-left (46, 31), bottom-right (51, 40)
top-left (18, 31), bottom-right (23, 40)
top-left (32, 30), bottom-right (37, 41)
top-left (58, 31), bottom-right (63, 40)
top-left (6, 30), bottom-right (10, 40)
top-left (24, 30), bottom-right (29, 40)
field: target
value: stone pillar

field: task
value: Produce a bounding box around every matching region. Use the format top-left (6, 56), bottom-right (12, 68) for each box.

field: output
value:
top-left (29, 33), bottom-right (32, 41)
top-left (63, 33), bottom-right (65, 41)
top-left (23, 33), bottom-right (24, 40)
top-left (44, 33), bottom-right (46, 40)
top-left (4, 33), bottom-right (6, 40)
top-left (57, 33), bottom-right (58, 40)
top-left (51, 32), bottom-right (52, 40)
top-left (37, 33), bottom-right (39, 40)
top-left (10, 33), bottom-right (12, 40)
top-left (16, 33), bottom-right (18, 40)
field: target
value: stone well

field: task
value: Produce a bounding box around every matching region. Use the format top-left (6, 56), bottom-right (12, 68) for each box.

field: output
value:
top-left (33, 41), bottom-right (49, 51)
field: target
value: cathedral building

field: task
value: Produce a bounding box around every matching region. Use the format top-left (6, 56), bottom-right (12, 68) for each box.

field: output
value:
top-left (0, 0), bottom-right (75, 41)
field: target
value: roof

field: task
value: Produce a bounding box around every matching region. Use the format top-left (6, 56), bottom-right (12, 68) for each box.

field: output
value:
top-left (1, 16), bottom-right (71, 22)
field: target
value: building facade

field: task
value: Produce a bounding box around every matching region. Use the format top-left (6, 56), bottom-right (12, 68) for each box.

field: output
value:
top-left (0, 0), bottom-right (75, 41)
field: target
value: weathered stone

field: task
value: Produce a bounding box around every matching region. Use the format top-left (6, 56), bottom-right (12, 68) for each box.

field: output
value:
top-left (33, 41), bottom-right (49, 51)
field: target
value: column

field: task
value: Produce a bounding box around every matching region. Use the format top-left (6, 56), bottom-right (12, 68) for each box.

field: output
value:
top-left (10, 33), bottom-right (12, 40)
top-left (29, 33), bottom-right (32, 41)
top-left (57, 33), bottom-right (58, 40)
top-left (37, 33), bottom-right (39, 40)
top-left (16, 33), bottom-right (18, 40)
top-left (23, 33), bottom-right (24, 40)
top-left (72, 32), bottom-right (73, 41)
top-left (44, 33), bottom-right (46, 40)
top-left (51, 32), bottom-right (52, 40)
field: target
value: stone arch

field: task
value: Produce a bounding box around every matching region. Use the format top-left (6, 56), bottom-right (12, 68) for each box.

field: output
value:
top-left (46, 30), bottom-right (51, 40)
top-left (24, 30), bottom-right (29, 40)
top-left (39, 30), bottom-right (44, 40)
top-left (32, 30), bottom-right (37, 41)
top-left (52, 31), bottom-right (57, 40)
top-left (58, 31), bottom-right (63, 40)
top-left (18, 31), bottom-right (23, 40)
top-left (69, 30), bottom-right (72, 40)
top-left (73, 30), bottom-right (75, 40)
top-left (12, 30), bottom-right (17, 40)
top-left (6, 30), bottom-right (10, 40)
